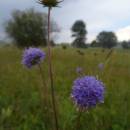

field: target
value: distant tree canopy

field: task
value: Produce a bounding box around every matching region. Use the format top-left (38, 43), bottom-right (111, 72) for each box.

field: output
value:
top-left (121, 41), bottom-right (130, 49)
top-left (95, 31), bottom-right (117, 48)
top-left (71, 20), bottom-right (87, 48)
top-left (90, 40), bottom-right (99, 47)
top-left (5, 8), bottom-right (59, 47)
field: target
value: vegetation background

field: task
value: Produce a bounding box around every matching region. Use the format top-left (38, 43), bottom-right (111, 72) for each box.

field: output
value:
top-left (0, 46), bottom-right (130, 130)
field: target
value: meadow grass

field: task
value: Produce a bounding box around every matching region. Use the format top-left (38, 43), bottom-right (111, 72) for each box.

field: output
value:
top-left (0, 46), bottom-right (130, 130)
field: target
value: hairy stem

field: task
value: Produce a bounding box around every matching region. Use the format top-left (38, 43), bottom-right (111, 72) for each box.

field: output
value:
top-left (47, 7), bottom-right (59, 130)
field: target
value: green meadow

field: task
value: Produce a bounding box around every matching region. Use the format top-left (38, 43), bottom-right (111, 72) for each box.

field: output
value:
top-left (0, 46), bottom-right (130, 130)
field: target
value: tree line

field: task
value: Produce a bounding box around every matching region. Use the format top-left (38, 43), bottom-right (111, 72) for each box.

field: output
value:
top-left (71, 20), bottom-right (130, 49)
top-left (5, 8), bottom-right (130, 49)
top-left (5, 8), bottom-right (59, 48)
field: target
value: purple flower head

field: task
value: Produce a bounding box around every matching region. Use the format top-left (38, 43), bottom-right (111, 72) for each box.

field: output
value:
top-left (71, 76), bottom-right (105, 110)
top-left (76, 67), bottom-right (83, 74)
top-left (22, 47), bottom-right (45, 68)
top-left (98, 63), bottom-right (104, 71)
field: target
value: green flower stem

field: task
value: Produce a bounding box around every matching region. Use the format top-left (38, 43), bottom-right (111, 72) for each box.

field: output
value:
top-left (38, 64), bottom-right (48, 105)
top-left (47, 7), bottom-right (59, 130)
top-left (75, 109), bottom-right (83, 130)
top-left (38, 64), bottom-right (51, 129)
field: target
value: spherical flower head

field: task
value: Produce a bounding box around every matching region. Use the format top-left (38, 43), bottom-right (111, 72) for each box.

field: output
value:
top-left (22, 47), bottom-right (45, 68)
top-left (98, 63), bottom-right (104, 71)
top-left (71, 76), bottom-right (105, 110)
top-left (38, 0), bottom-right (62, 7)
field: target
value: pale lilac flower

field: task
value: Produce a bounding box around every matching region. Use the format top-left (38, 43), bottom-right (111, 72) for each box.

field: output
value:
top-left (76, 67), bottom-right (83, 74)
top-left (98, 63), bottom-right (104, 71)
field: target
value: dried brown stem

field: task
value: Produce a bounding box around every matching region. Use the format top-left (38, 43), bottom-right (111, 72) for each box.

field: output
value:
top-left (47, 7), bottom-right (59, 130)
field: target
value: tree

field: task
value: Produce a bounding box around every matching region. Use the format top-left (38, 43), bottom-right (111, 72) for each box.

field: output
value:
top-left (121, 41), bottom-right (130, 49)
top-left (71, 20), bottom-right (87, 48)
top-left (5, 8), bottom-right (59, 47)
top-left (96, 31), bottom-right (117, 48)
top-left (90, 40), bottom-right (99, 47)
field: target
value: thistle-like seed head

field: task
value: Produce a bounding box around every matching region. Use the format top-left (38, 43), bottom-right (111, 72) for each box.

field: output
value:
top-left (38, 0), bottom-right (63, 7)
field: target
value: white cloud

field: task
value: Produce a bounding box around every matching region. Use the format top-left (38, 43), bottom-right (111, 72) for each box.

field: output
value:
top-left (116, 26), bottom-right (130, 41)
top-left (56, 29), bottom-right (72, 43)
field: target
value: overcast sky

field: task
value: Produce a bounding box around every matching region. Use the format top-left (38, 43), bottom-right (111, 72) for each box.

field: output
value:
top-left (1, 0), bottom-right (130, 43)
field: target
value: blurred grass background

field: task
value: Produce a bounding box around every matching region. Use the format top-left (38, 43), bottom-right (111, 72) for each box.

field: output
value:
top-left (0, 46), bottom-right (130, 130)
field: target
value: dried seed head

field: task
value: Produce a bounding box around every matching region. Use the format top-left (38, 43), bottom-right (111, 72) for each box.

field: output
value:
top-left (38, 0), bottom-right (62, 7)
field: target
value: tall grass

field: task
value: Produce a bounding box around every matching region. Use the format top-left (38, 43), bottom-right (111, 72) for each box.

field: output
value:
top-left (0, 47), bottom-right (130, 130)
